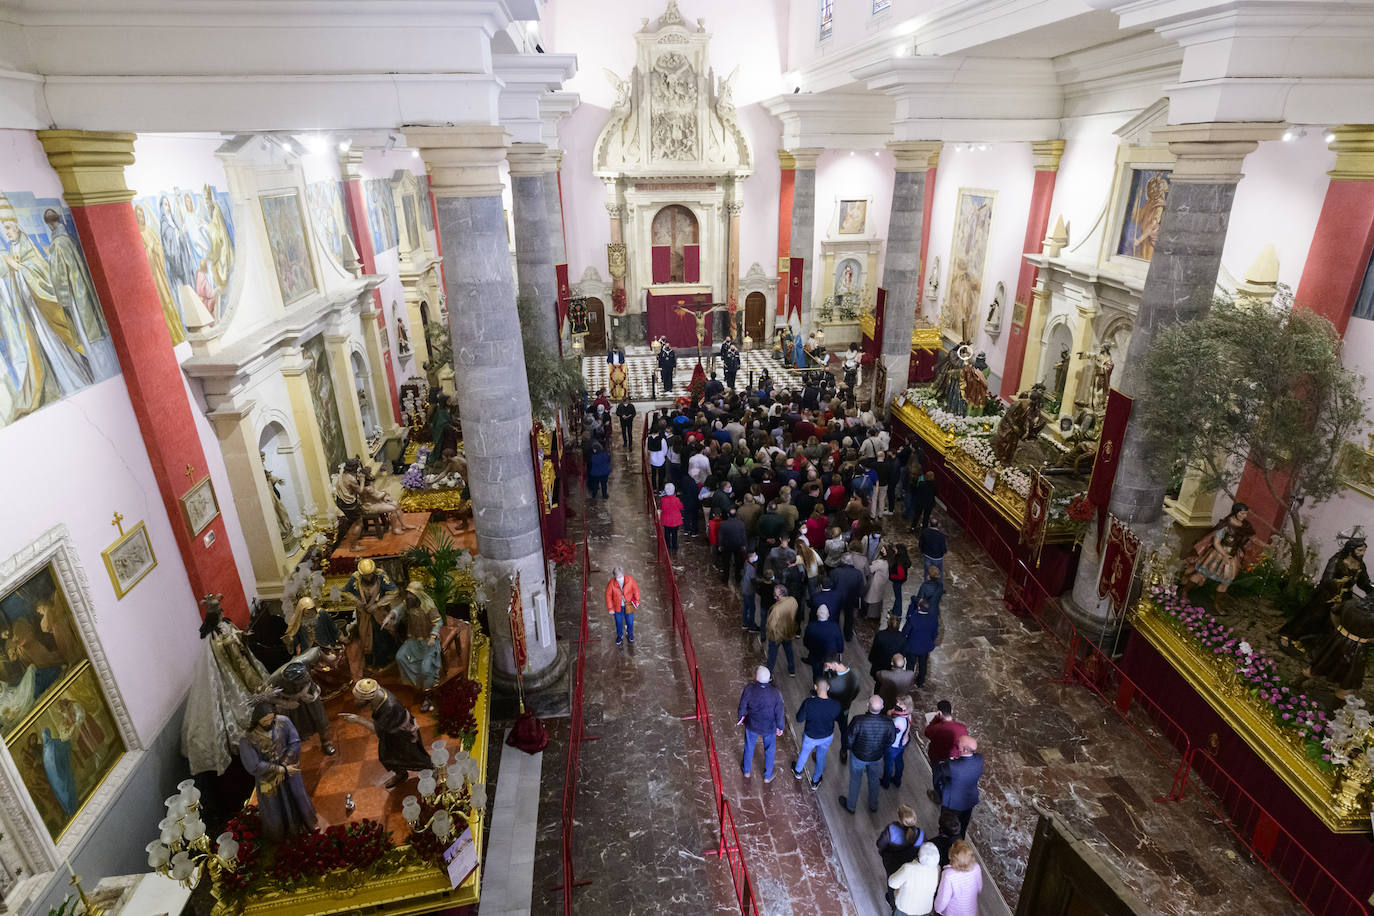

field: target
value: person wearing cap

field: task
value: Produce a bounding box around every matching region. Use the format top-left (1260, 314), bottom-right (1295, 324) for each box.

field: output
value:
top-left (342, 558), bottom-right (400, 669)
top-left (240, 700), bottom-right (317, 841)
top-left (389, 581), bottom-right (443, 711)
top-left (605, 567), bottom-right (641, 646)
top-left (266, 659), bottom-right (336, 755)
top-left (737, 666), bottom-right (785, 782)
top-left (342, 678), bottom-right (433, 789)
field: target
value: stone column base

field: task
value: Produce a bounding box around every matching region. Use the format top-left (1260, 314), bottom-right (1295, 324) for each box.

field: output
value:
top-left (1058, 591), bottom-right (1130, 653)
top-left (491, 640), bottom-right (570, 696)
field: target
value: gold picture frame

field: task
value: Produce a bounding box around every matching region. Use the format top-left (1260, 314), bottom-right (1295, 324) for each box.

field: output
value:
top-left (180, 476), bottom-right (220, 537)
top-left (101, 521), bottom-right (156, 599)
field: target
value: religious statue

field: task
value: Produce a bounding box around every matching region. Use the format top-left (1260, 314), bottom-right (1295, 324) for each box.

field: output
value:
top-left (265, 660), bottom-right (336, 755)
top-left (342, 559), bottom-right (400, 670)
top-left (1052, 346), bottom-right (1070, 405)
top-left (983, 283), bottom-right (1004, 335)
top-left (389, 581), bottom-right (443, 711)
top-left (1181, 502), bottom-right (1256, 597)
top-left (1302, 593), bottom-right (1374, 696)
top-left (935, 343), bottom-right (972, 416)
top-left (181, 595), bottom-right (270, 775)
top-left (607, 346), bottom-right (629, 401)
top-left (260, 452), bottom-right (298, 553)
top-left (239, 701), bottom-right (317, 842)
top-left (341, 678), bottom-right (434, 789)
top-left (990, 385), bottom-right (1048, 466)
top-left (283, 595), bottom-right (353, 695)
top-left (674, 303), bottom-right (731, 364)
top-left (1090, 345), bottom-right (1113, 410)
top-left (1279, 531), bottom-right (1370, 650)
top-left (1044, 412), bottom-right (1099, 476)
top-left (335, 457), bottom-right (414, 551)
top-left (960, 361), bottom-right (991, 416)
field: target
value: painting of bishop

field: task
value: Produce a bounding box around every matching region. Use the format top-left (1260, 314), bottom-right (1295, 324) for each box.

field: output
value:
top-left (0, 191), bottom-right (119, 429)
top-left (941, 189), bottom-right (996, 343)
top-left (133, 185), bottom-right (236, 343)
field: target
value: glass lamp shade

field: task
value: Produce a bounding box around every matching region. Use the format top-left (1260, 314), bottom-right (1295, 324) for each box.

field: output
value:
top-left (446, 762), bottom-right (465, 786)
top-left (158, 816), bottom-right (184, 842)
top-left (178, 779), bottom-right (202, 805)
top-left (216, 833), bottom-right (239, 863)
top-left (401, 796), bottom-right (421, 825)
top-left (183, 818), bottom-right (206, 842)
top-left (430, 740), bottom-right (450, 768)
top-left (164, 794), bottom-right (186, 816)
top-left (470, 785), bottom-right (487, 811)
top-left (431, 809), bottom-right (451, 840)
top-left (417, 774), bottom-right (437, 797)
top-left (170, 851), bottom-right (195, 882)
top-left (146, 841), bottom-right (171, 870)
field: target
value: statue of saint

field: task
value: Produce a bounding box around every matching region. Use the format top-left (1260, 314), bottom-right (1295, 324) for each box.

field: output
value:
top-left (1303, 593), bottom-right (1374, 696)
top-left (260, 452), bottom-right (298, 553)
top-left (342, 559), bottom-right (400, 670)
top-left (1280, 533), bottom-right (1370, 649)
top-left (1052, 346), bottom-right (1070, 404)
top-left (1181, 503), bottom-right (1256, 596)
top-left (239, 701), bottom-right (317, 842)
top-left (1091, 346), bottom-right (1114, 409)
top-left (335, 458), bottom-right (414, 550)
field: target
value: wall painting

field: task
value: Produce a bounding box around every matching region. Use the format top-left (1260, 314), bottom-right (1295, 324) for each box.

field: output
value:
top-left (364, 178), bottom-right (399, 255)
top-left (302, 334), bottom-right (347, 473)
top-left (837, 200), bottom-right (867, 235)
top-left (0, 564), bottom-right (124, 840)
top-left (0, 190), bottom-right (119, 430)
top-left (941, 188), bottom-right (996, 343)
top-left (306, 180), bottom-right (349, 270)
top-left (133, 185), bottom-right (236, 343)
top-left (260, 191), bottom-right (316, 306)
top-left (1115, 168), bottom-right (1170, 262)
top-left (401, 194), bottom-right (420, 252)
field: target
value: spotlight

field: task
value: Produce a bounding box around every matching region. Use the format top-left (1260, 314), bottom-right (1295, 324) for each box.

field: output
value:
top-left (412, 149), bottom-right (420, 159)
top-left (338, 139), bottom-right (352, 153)
top-left (306, 135), bottom-right (328, 156)
top-left (1282, 130), bottom-right (1295, 142)
top-left (849, 151), bottom-right (854, 156)
top-left (1325, 132), bottom-right (1336, 144)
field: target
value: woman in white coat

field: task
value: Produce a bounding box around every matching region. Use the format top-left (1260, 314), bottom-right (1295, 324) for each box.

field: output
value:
top-left (864, 550), bottom-right (891, 620)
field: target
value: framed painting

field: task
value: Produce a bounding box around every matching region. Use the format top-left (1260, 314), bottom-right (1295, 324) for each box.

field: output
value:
top-left (8, 663), bottom-right (124, 840)
top-left (302, 335), bottom-right (347, 473)
top-left (260, 190), bottom-right (317, 306)
top-left (941, 188), bottom-right (997, 343)
top-left (1115, 168), bottom-right (1171, 262)
top-left (0, 564), bottom-right (89, 737)
top-left (837, 199), bottom-right (868, 235)
top-left (306, 180), bottom-right (348, 269)
top-left (402, 194), bottom-right (420, 251)
top-left (101, 522), bottom-right (156, 599)
top-left (180, 476), bottom-right (220, 537)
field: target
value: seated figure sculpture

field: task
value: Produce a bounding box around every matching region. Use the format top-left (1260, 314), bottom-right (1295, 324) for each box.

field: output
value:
top-left (334, 457), bottom-right (414, 551)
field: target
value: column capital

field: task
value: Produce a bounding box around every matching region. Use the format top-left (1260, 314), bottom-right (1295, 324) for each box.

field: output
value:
top-left (507, 141), bottom-right (551, 178)
top-left (787, 147), bottom-right (824, 169)
top-left (1151, 122), bottom-right (1285, 184)
top-left (36, 130), bottom-right (137, 206)
top-left (407, 125), bottom-right (510, 198)
top-left (1031, 140), bottom-right (1066, 172)
top-left (547, 149), bottom-right (564, 172)
top-left (338, 149), bottom-right (366, 180)
top-left (778, 149), bottom-right (796, 170)
top-left (887, 141), bottom-right (942, 173)
top-left (1327, 125), bottom-right (1374, 181)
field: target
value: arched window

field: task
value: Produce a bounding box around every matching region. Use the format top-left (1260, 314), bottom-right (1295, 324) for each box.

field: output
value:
top-left (651, 205), bottom-right (699, 283)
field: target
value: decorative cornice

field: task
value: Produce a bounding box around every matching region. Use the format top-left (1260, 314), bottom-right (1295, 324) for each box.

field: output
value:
top-left (1327, 124), bottom-right (1374, 181)
top-left (778, 149), bottom-right (796, 170)
top-left (788, 147), bottom-right (824, 170)
top-left (1031, 139), bottom-right (1066, 172)
top-left (406, 124), bottom-right (510, 198)
top-left (338, 148), bottom-right (366, 180)
top-left (887, 140), bottom-right (941, 173)
top-left (35, 130), bottom-right (137, 206)
top-left (1150, 122), bottom-right (1286, 184)
top-left (506, 141), bottom-right (552, 177)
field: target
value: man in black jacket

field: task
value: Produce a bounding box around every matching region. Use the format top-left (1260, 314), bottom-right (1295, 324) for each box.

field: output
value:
top-left (868, 615), bottom-right (907, 678)
top-left (717, 507), bottom-right (748, 584)
top-left (919, 520), bottom-right (948, 576)
top-left (615, 398), bottom-right (636, 449)
top-left (839, 695), bottom-right (896, 813)
top-left (824, 654), bottom-right (861, 763)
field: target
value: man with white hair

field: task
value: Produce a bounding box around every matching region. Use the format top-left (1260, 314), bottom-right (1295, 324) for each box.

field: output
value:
top-left (604, 566), bottom-right (641, 646)
top-left (737, 665), bottom-right (785, 782)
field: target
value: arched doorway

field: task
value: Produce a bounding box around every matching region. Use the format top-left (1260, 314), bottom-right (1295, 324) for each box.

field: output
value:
top-left (651, 205), bottom-right (699, 283)
top-left (744, 292), bottom-right (766, 343)
top-left (258, 422), bottom-right (301, 553)
top-left (583, 297), bottom-right (608, 355)
top-left (351, 351), bottom-right (378, 437)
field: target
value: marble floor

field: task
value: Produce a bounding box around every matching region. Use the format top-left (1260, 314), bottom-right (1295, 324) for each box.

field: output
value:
top-left (528, 417), bottom-right (1306, 916)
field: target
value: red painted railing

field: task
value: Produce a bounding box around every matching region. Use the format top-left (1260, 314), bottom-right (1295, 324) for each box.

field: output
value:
top-left (640, 424), bottom-right (761, 916)
top-left (559, 483), bottom-right (595, 912)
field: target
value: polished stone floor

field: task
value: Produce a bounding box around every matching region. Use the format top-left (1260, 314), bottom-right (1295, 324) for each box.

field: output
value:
top-left (528, 415), bottom-right (1303, 916)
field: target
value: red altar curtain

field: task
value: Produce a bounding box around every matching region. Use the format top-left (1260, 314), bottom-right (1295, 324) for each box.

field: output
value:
top-left (1089, 388), bottom-right (1133, 547)
top-left (651, 245), bottom-right (672, 284)
top-left (555, 263), bottom-right (571, 332)
top-left (683, 245), bottom-right (700, 283)
top-left (867, 287), bottom-right (887, 358)
top-left (646, 291), bottom-right (712, 349)
top-left (787, 257), bottom-right (804, 323)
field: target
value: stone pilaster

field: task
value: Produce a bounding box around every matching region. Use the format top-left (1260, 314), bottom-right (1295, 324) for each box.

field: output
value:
top-left (324, 331), bottom-right (369, 457)
top-left (877, 141), bottom-right (941, 411)
top-left (408, 125), bottom-right (562, 685)
top-left (788, 148), bottom-right (823, 332)
top-left (544, 149), bottom-right (567, 268)
top-left (506, 142), bottom-right (560, 354)
top-left (1067, 121), bottom-right (1282, 629)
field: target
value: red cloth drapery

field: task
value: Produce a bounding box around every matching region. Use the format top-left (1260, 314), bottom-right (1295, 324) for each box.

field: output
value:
top-left (651, 245), bottom-right (671, 284)
top-left (683, 244), bottom-right (700, 283)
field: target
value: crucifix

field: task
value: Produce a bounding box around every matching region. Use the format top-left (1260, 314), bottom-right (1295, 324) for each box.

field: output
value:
top-left (185, 463), bottom-right (197, 483)
top-left (111, 511), bottom-right (125, 536)
top-left (673, 302), bottom-right (731, 366)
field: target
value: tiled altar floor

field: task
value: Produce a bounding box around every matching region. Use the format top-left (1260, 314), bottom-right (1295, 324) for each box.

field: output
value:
top-left (527, 417), bottom-right (1304, 916)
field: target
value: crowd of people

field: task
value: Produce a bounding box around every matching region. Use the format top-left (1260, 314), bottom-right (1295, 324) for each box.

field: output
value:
top-left (599, 346), bottom-right (987, 916)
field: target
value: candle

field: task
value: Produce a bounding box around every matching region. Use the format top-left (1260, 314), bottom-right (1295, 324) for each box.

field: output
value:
top-left (65, 859), bottom-right (75, 880)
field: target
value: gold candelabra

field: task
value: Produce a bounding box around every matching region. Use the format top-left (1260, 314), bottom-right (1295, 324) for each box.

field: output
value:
top-left (400, 741), bottom-right (487, 849)
top-left (146, 780), bottom-right (239, 889)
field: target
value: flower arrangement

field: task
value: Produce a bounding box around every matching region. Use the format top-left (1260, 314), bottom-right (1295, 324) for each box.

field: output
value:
top-left (436, 675), bottom-right (483, 749)
top-left (401, 461), bottom-right (426, 491)
top-left (1066, 494), bottom-right (1094, 523)
top-left (1001, 467), bottom-right (1031, 498)
top-left (1148, 585), bottom-right (1330, 751)
top-left (548, 539), bottom-right (577, 568)
top-left (1322, 697), bottom-right (1374, 769)
top-left (268, 820), bottom-right (391, 884)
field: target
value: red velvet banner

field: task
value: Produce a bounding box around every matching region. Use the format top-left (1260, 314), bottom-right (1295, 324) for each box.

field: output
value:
top-left (788, 257), bottom-right (804, 323)
top-left (869, 287), bottom-right (887, 358)
top-left (509, 572), bottom-right (527, 672)
top-left (1097, 515), bottom-right (1142, 617)
top-left (555, 263), bottom-right (571, 331)
top-left (651, 245), bottom-right (671, 284)
top-left (1089, 388), bottom-right (1133, 545)
top-left (683, 244), bottom-right (700, 283)
top-left (1021, 471), bottom-right (1052, 566)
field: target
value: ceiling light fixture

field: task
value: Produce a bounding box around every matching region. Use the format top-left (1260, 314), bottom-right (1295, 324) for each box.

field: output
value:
top-left (1325, 131), bottom-right (1336, 144)
top-left (338, 139), bottom-right (352, 153)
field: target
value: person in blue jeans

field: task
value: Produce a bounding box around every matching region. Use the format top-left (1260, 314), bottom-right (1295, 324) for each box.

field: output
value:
top-left (587, 442), bottom-right (611, 499)
top-left (881, 695), bottom-right (914, 789)
top-left (737, 666), bottom-right (784, 782)
top-left (840, 695), bottom-right (896, 813)
top-left (793, 678), bottom-right (843, 788)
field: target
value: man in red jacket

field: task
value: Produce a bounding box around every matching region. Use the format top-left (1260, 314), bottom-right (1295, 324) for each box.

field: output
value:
top-left (605, 567), bottom-right (642, 646)
top-left (923, 699), bottom-right (968, 801)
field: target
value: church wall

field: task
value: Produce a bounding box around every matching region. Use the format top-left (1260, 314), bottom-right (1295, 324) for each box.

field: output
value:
top-left (359, 148), bottom-right (429, 389)
top-left (1047, 117), bottom-right (1124, 261)
top-left (811, 146), bottom-right (896, 289)
top-left (925, 140), bottom-right (1036, 390)
top-left (736, 103), bottom-right (783, 280)
top-left (557, 102), bottom-right (613, 298)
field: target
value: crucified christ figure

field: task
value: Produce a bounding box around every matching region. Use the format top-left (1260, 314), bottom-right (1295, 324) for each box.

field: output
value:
top-left (674, 303), bottom-right (731, 366)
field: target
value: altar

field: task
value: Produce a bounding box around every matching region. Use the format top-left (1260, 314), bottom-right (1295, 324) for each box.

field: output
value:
top-left (646, 286), bottom-right (714, 349)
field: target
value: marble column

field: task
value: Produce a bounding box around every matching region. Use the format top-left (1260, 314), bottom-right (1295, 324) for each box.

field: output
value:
top-left (788, 148), bottom-right (822, 332)
top-left (1067, 122), bottom-right (1282, 627)
top-left (507, 142), bottom-right (560, 354)
top-left (1000, 140), bottom-right (1065, 400)
top-left (544, 150), bottom-right (567, 268)
top-left (877, 141), bottom-right (941, 411)
top-left (408, 126), bottom-right (562, 686)
top-left (37, 130), bottom-right (250, 622)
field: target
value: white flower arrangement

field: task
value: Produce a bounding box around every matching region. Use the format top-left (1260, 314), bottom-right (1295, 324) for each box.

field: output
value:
top-left (905, 386), bottom-right (997, 436)
top-left (957, 436), bottom-right (998, 469)
top-left (1001, 467), bottom-right (1031, 498)
top-left (1322, 696), bottom-right (1374, 768)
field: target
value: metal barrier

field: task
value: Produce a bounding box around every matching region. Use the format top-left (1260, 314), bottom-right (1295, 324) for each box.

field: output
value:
top-left (558, 484), bottom-right (596, 911)
top-left (640, 423), bottom-right (762, 916)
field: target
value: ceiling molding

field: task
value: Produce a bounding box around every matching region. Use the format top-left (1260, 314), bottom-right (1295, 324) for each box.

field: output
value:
top-left (760, 90), bottom-right (896, 150)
